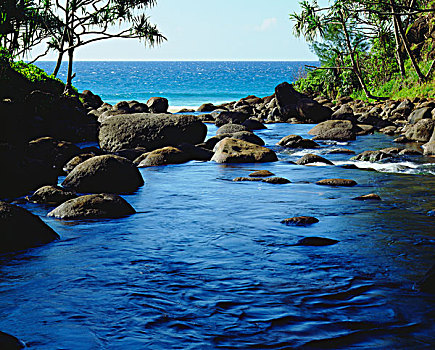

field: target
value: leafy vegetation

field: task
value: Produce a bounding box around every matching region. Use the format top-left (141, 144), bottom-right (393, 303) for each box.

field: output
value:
top-left (291, 0), bottom-right (435, 101)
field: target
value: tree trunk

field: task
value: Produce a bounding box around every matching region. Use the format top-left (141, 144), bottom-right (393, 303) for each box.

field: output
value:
top-left (390, 0), bottom-right (426, 81)
top-left (392, 15), bottom-right (406, 78)
top-left (340, 15), bottom-right (373, 99)
top-left (52, 51), bottom-right (64, 78)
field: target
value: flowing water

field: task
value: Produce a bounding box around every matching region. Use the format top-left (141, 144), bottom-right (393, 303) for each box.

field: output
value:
top-left (1, 123), bottom-right (435, 349)
top-left (2, 61), bottom-right (435, 348)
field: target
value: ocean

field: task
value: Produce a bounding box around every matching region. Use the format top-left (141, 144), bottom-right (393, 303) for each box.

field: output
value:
top-left (1, 61), bottom-right (435, 349)
top-left (34, 61), bottom-right (315, 106)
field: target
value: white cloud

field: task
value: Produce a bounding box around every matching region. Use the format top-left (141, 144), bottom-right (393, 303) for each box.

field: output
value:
top-left (255, 18), bottom-right (277, 32)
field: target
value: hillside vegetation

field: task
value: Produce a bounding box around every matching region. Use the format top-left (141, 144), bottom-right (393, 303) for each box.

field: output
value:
top-left (291, 0), bottom-right (435, 101)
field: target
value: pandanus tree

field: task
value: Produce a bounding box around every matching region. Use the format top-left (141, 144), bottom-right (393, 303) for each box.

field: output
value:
top-left (0, 0), bottom-right (57, 59)
top-left (46, 0), bottom-right (165, 93)
top-left (290, 0), bottom-right (387, 100)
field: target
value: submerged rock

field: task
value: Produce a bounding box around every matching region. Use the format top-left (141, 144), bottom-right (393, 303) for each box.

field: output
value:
top-left (233, 177), bottom-right (263, 182)
top-left (62, 155), bottom-right (144, 194)
top-left (296, 237), bottom-right (339, 246)
top-left (249, 170), bottom-right (275, 177)
top-left (316, 179), bottom-right (357, 187)
top-left (281, 216), bottom-right (319, 226)
top-left (296, 154), bottom-right (334, 166)
top-left (262, 177), bottom-right (291, 184)
top-left (48, 193), bottom-right (135, 219)
top-left (352, 193), bottom-right (381, 201)
top-left (0, 331), bottom-right (25, 349)
top-left (211, 138), bottom-right (278, 164)
top-left (0, 201), bottom-right (59, 253)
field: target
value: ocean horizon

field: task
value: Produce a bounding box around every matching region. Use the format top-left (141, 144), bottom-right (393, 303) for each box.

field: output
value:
top-left (35, 60), bottom-right (319, 107)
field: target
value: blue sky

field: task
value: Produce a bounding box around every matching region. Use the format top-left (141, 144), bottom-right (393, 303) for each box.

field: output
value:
top-left (34, 0), bottom-right (319, 61)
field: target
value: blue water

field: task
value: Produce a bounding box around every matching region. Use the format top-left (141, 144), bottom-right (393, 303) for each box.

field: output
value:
top-left (1, 122), bottom-right (435, 349)
top-left (1, 61), bottom-right (434, 348)
top-left (34, 61), bottom-right (315, 106)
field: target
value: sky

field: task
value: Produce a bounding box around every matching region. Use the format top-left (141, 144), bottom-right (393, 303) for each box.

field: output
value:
top-left (32, 0), bottom-right (320, 61)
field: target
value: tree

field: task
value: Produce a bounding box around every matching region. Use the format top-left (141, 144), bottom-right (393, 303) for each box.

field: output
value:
top-left (45, 0), bottom-right (165, 92)
top-left (0, 0), bottom-right (57, 59)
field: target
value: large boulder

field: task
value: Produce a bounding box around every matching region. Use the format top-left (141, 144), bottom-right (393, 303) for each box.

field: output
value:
top-left (48, 193), bottom-right (135, 219)
top-left (146, 97), bottom-right (168, 113)
top-left (242, 119), bottom-right (267, 130)
top-left (204, 131), bottom-right (265, 149)
top-left (309, 120), bottom-right (359, 141)
top-left (211, 138), bottom-right (278, 163)
top-left (98, 114), bottom-right (207, 152)
top-left (0, 201), bottom-right (59, 253)
top-left (197, 103), bottom-right (217, 112)
top-left (274, 82), bottom-right (303, 120)
top-left (62, 155), bottom-right (144, 194)
top-left (296, 154), bottom-right (334, 166)
top-left (0, 331), bottom-right (25, 349)
top-left (404, 119), bottom-right (435, 142)
top-left (296, 98), bottom-right (333, 123)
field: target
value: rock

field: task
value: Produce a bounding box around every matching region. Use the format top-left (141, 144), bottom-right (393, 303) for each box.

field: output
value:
top-left (356, 124), bottom-right (376, 135)
top-left (27, 136), bottom-right (81, 174)
top-left (357, 114), bottom-right (392, 129)
top-left (394, 136), bottom-right (410, 143)
top-left (281, 216), bottom-right (319, 226)
top-left (296, 237), bottom-right (339, 246)
top-left (197, 103), bottom-right (217, 112)
top-left (249, 170), bottom-right (275, 177)
top-left (177, 143), bottom-right (213, 161)
top-left (128, 101), bottom-right (149, 113)
top-left (98, 114), bottom-right (207, 152)
top-left (233, 177), bottom-right (263, 182)
top-left (63, 153), bottom-right (97, 174)
top-left (352, 193), bottom-right (381, 201)
top-left (331, 104), bottom-right (354, 120)
top-left (80, 90), bottom-right (103, 110)
top-left (48, 193), bottom-right (135, 219)
top-left (309, 120), bottom-right (359, 138)
top-left (0, 201), bottom-right (59, 253)
top-left (216, 124), bottom-right (249, 135)
top-left (215, 112), bottom-right (249, 127)
top-left (27, 185), bottom-right (77, 205)
top-left (351, 150), bottom-right (394, 162)
top-left (146, 97), bottom-right (168, 113)
top-left (296, 154), bottom-right (334, 166)
top-left (379, 126), bottom-right (397, 135)
top-left (296, 98), bottom-right (333, 123)
top-left (316, 178), bottom-right (357, 187)
top-left (274, 82), bottom-right (303, 120)
top-left (408, 107), bottom-right (433, 124)
top-left (113, 148), bottom-right (149, 161)
top-left (423, 129), bottom-right (435, 155)
top-left (62, 155), bottom-right (144, 194)
top-left (404, 119), bottom-right (435, 142)
top-left (262, 177), bottom-right (291, 184)
top-left (0, 331), bottom-right (25, 349)
top-left (393, 99), bottom-right (414, 116)
top-left (417, 263), bottom-right (435, 293)
top-left (399, 149), bottom-right (422, 156)
top-left (138, 146), bottom-right (190, 167)
top-left (211, 138), bottom-right (278, 164)
top-left (324, 148), bottom-right (355, 154)
top-left (242, 119), bottom-right (267, 130)
top-left (313, 128), bottom-right (356, 141)
top-left (277, 135), bottom-right (319, 148)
